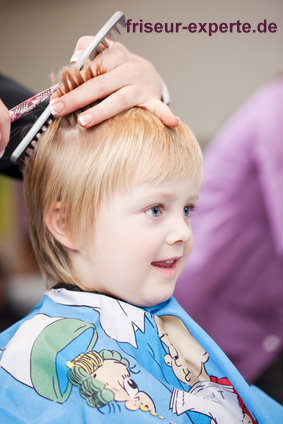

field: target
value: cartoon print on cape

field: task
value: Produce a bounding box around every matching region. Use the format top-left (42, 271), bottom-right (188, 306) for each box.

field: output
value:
top-left (67, 349), bottom-right (160, 415)
top-left (155, 315), bottom-right (255, 424)
top-left (0, 314), bottom-right (98, 402)
top-left (0, 290), bottom-right (259, 423)
top-left (0, 313), bottom-right (166, 420)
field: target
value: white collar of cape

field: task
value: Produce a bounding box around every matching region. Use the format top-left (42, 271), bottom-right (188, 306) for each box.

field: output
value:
top-left (46, 288), bottom-right (146, 347)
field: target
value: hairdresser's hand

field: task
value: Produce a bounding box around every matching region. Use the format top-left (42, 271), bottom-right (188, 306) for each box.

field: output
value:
top-left (50, 39), bottom-right (178, 127)
top-left (0, 99), bottom-right (10, 157)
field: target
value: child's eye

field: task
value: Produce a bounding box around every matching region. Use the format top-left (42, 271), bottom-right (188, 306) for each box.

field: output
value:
top-left (183, 205), bottom-right (193, 217)
top-left (145, 205), bottom-right (162, 217)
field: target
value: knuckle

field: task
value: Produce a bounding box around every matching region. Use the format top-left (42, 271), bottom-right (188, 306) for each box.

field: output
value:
top-left (112, 41), bottom-right (128, 54)
top-left (120, 62), bottom-right (138, 79)
top-left (111, 45), bottom-right (128, 64)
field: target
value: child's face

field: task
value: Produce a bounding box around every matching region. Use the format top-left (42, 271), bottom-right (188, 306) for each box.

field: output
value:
top-left (72, 173), bottom-right (199, 307)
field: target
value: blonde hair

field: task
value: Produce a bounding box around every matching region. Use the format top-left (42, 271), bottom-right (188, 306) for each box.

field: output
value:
top-left (23, 65), bottom-right (203, 288)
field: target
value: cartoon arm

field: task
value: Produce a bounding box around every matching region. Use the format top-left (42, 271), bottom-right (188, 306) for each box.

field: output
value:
top-left (171, 386), bottom-right (244, 424)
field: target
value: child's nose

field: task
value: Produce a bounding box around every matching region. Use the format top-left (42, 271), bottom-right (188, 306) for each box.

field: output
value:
top-left (166, 219), bottom-right (191, 246)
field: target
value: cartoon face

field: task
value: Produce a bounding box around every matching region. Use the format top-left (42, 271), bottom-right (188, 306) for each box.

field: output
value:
top-left (92, 359), bottom-right (155, 412)
top-left (156, 315), bottom-right (209, 386)
top-left (72, 174), bottom-right (198, 307)
top-left (242, 413), bottom-right (254, 424)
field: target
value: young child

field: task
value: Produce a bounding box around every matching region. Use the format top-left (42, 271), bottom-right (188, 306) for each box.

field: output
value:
top-left (0, 65), bottom-right (282, 424)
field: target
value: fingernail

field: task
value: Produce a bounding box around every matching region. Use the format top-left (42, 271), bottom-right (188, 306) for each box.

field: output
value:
top-left (176, 116), bottom-right (181, 125)
top-left (0, 149), bottom-right (5, 158)
top-left (50, 99), bottom-right (64, 116)
top-left (70, 51), bottom-right (81, 63)
top-left (78, 114), bottom-right (92, 127)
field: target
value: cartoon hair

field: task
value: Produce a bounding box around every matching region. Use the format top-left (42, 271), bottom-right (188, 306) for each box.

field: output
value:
top-left (67, 350), bottom-right (104, 374)
top-left (23, 63), bottom-right (203, 288)
top-left (67, 349), bottom-right (130, 408)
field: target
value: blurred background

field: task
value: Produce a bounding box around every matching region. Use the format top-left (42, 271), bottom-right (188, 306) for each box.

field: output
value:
top-left (0, 0), bottom-right (282, 395)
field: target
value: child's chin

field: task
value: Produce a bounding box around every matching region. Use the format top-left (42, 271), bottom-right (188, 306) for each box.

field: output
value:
top-left (143, 291), bottom-right (174, 308)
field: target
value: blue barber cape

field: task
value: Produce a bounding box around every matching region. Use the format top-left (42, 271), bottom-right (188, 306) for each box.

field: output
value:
top-left (0, 288), bottom-right (282, 423)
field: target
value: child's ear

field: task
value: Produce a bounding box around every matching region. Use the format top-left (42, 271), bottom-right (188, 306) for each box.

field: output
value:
top-left (44, 202), bottom-right (78, 250)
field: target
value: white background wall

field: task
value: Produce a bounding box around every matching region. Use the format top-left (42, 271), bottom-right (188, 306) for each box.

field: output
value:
top-left (0, 0), bottom-right (282, 144)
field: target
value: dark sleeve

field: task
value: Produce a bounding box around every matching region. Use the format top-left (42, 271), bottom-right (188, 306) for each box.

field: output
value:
top-left (0, 74), bottom-right (34, 109)
top-left (0, 74), bottom-right (45, 179)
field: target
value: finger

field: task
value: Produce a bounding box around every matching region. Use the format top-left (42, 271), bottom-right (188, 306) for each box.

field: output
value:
top-left (77, 86), bottom-right (143, 127)
top-left (93, 42), bottom-right (130, 71)
top-left (50, 67), bottom-right (131, 116)
top-left (0, 99), bottom-right (11, 156)
top-left (77, 86), bottom-right (179, 128)
top-left (140, 99), bottom-right (180, 127)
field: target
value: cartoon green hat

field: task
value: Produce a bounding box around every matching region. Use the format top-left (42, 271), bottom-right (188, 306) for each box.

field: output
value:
top-left (31, 318), bottom-right (97, 403)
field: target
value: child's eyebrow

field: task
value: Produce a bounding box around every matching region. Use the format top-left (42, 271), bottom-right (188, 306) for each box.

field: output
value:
top-left (136, 192), bottom-right (199, 203)
top-left (139, 192), bottom-right (175, 201)
top-left (134, 192), bottom-right (175, 204)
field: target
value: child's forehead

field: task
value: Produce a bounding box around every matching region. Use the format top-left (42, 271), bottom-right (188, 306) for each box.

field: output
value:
top-left (109, 172), bottom-right (201, 205)
top-left (140, 179), bottom-right (199, 198)
top-left (135, 168), bottom-right (201, 192)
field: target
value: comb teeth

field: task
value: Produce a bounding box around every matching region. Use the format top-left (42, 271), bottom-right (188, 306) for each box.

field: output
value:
top-left (22, 118), bottom-right (54, 161)
top-left (26, 147), bottom-right (34, 157)
top-left (106, 32), bottom-right (115, 41)
top-left (95, 45), bottom-right (102, 54)
top-left (119, 14), bottom-right (126, 28)
top-left (12, 112), bottom-right (55, 165)
top-left (27, 117), bottom-right (54, 152)
top-left (74, 11), bottom-right (125, 70)
top-left (100, 38), bottom-right (109, 48)
top-left (113, 24), bottom-right (121, 34)
top-left (92, 42), bottom-right (109, 57)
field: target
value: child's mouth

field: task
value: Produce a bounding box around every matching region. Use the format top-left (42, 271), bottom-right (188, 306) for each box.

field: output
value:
top-left (151, 259), bottom-right (175, 268)
top-left (151, 257), bottom-right (180, 276)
